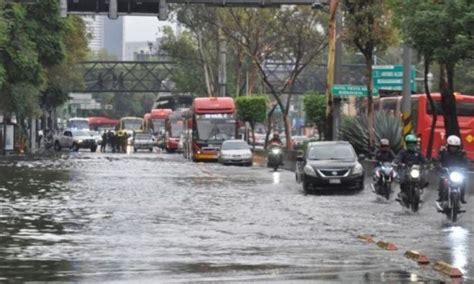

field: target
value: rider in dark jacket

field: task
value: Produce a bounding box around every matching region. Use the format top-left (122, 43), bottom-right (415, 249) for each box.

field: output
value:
top-left (375, 138), bottom-right (396, 163)
top-left (437, 135), bottom-right (469, 204)
top-left (395, 134), bottom-right (427, 198)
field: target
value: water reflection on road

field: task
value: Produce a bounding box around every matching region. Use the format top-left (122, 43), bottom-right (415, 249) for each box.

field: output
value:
top-left (0, 152), bottom-right (472, 282)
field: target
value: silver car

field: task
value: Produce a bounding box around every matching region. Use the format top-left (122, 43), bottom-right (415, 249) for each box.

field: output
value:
top-left (218, 140), bottom-right (253, 166)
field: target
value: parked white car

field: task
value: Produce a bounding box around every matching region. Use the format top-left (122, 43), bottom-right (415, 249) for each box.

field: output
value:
top-left (218, 140), bottom-right (253, 166)
top-left (54, 129), bottom-right (98, 152)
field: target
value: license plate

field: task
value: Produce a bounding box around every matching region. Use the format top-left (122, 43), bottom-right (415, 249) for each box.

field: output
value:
top-left (329, 179), bottom-right (341, 184)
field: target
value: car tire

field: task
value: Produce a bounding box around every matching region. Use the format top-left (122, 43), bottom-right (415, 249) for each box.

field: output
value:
top-left (54, 141), bottom-right (61, 152)
top-left (303, 180), bottom-right (312, 194)
top-left (91, 146), bottom-right (97, 153)
top-left (134, 147), bottom-right (137, 153)
top-left (149, 148), bottom-right (153, 152)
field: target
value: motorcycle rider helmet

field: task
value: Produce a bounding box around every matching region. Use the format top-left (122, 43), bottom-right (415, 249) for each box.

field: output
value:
top-left (405, 134), bottom-right (417, 151)
top-left (380, 138), bottom-right (390, 150)
top-left (446, 135), bottom-right (461, 153)
top-left (273, 131), bottom-right (280, 140)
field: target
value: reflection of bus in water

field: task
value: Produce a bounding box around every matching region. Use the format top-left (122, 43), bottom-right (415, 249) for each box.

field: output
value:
top-left (150, 109), bottom-right (172, 136)
top-left (117, 117), bottom-right (145, 134)
top-left (88, 116), bottom-right (119, 131)
top-left (184, 97), bottom-right (237, 162)
top-left (165, 110), bottom-right (186, 153)
top-left (369, 93), bottom-right (474, 161)
top-left (67, 117), bottom-right (89, 130)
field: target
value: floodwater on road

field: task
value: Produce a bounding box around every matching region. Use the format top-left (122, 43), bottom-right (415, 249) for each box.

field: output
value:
top-left (0, 152), bottom-right (472, 283)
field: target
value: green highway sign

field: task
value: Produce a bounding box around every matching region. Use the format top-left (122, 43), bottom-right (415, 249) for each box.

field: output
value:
top-left (332, 85), bottom-right (379, 97)
top-left (372, 65), bottom-right (417, 91)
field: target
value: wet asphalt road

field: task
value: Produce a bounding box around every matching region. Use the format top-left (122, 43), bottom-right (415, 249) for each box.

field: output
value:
top-left (0, 151), bottom-right (472, 283)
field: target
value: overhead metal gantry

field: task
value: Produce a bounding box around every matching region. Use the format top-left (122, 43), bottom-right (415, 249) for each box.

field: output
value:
top-left (62, 0), bottom-right (326, 18)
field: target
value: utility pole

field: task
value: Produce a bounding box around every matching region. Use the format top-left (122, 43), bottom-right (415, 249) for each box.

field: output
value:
top-left (401, 44), bottom-right (413, 139)
top-left (325, 0), bottom-right (338, 140)
top-left (333, 11), bottom-right (343, 140)
top-left (218, 25), bottom-right (227, 97)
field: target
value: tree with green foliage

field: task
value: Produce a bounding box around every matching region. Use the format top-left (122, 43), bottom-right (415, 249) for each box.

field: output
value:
top-left (397, 0), bottom-right (474, 154)
top-left (235, 96), bottom-right (267, 149)
top-left (342, 0), bottom-right (398, 150)
top-left (220, 7), bottom-right (327, 150)
top-left (303, 92), bottom-right (326, 141)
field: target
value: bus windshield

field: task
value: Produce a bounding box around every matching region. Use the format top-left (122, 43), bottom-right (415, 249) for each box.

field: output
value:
top-left (196, 118), bottom-right (235, 141)
top-left (427, 101), bottom-right (474, 117)
top-left (68, 120), bottom-right (89, 130)
top-left (152, 119), bottom-right (166, 133)
top-left (170, 121), bottom-right (183, 137)
top-left (123, 120), bottom-right (143, 131)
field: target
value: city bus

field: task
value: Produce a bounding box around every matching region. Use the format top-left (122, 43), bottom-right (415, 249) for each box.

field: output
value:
top-left (150, 108), bottom-right (172, 136)
top-left (184, 97), bottom-right (237, 162)
top-left (165, 110), bottom-right (186, 153)
top-left (117, 117), bottom-right (145, 134)
top-left (67, 117), bottom-right (89, 130)
top-left (371, 93), bottom-right (474, 161)
top-left (88, 116), bottom-right (119, 131)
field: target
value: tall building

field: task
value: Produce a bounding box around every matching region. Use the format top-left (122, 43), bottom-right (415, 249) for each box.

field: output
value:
top-left (83, 16), bottom-right (104, 52)
top-left (83, 16), bottom-right (124, 60)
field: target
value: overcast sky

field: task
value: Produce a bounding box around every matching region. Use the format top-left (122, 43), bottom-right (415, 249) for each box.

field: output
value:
top-left (124, 16), bottom-right (175, 42)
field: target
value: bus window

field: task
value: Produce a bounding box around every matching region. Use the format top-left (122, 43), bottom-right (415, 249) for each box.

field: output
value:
top-left (427, 101), bottom-right (474, 116)
top-left (381, 99), bottom-right (397, 115)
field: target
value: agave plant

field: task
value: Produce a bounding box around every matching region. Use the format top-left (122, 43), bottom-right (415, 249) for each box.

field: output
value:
top-left (340, 111), bottom-right (403, 155)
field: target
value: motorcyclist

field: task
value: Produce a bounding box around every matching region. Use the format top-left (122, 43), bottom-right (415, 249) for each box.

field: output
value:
top-left (373, 138), bottom-right (396, 188)
top-left (375, 138), bottom-right (396, 164)
top-left (437, 135), bottom-right (469, 204)
top-left (395, 134), bottom-right (427, 198)
top-left (269, 131), bottom-right (283, 147)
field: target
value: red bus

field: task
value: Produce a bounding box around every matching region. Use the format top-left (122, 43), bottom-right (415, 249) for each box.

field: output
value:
top-left (373, 93), bottom-right (474, 160)
top-left (184, 97), bottom-right (237, 162)
top-left (88, 116), bottom-right (119, 131)
top-left (150, 109), bottom-right (172, 136)
top-left (165, 110), bottom-right (186, 153)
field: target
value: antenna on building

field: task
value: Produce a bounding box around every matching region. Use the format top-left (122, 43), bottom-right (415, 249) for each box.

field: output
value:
top-left (108, 0), bottom-right (118, 20)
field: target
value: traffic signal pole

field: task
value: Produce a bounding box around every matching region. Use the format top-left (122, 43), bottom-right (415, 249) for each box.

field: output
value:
top-left (401, 44), bottom-right (413, 139)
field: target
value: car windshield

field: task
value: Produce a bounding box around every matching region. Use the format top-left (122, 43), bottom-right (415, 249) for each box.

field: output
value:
top-left (222, 141), bottom-right (249, 150)
top-left (135, 134), bottom-right (151, 140)
top-left (196, 118), bottom-right (235, 141)
top-left (307, 144), bottom-right (355, 161)
top-left (68, 120), bottom-right (89, 130)
top-left (73, 131), bottom-right (92, 137)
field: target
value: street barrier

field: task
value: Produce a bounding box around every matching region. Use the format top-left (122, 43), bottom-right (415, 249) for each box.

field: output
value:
top-left (404, 250), bottom-right (430, 265)
top-left (433, 261), bottom-right (463, 278)
top-left (357, 234), bottom-right (375, 243)
top-left (376, 240), bottom-right (398, 251)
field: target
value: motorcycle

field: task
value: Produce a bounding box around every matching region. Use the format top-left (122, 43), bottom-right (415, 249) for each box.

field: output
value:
top-left (437, 167), bottom-right (466, 222)
top-left (267, 144), bottom-right (283, 171)
top-left (372, 162), bottom-right (397, 200)
top-left (398, 164), bottom-right (423, 212)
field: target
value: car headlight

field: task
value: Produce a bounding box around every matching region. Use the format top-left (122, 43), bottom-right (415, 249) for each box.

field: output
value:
top-left (77, 139), bottom-right (83, 143)
top-left (304, 165), bottom-right (317, 176)
top-left (352, 162), bottom-right (363, 175)
top-left (449, 172), bottom-right (464, 184)
top-left (410, 169), bottom-right (420, 179)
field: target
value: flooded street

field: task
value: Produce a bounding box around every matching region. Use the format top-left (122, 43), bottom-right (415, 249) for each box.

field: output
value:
top-left (0, 152), bottom-right (472, 283)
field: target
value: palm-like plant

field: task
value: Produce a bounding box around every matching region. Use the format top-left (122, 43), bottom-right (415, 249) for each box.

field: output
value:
top-left (340, 111), bottom-right (403, 155)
